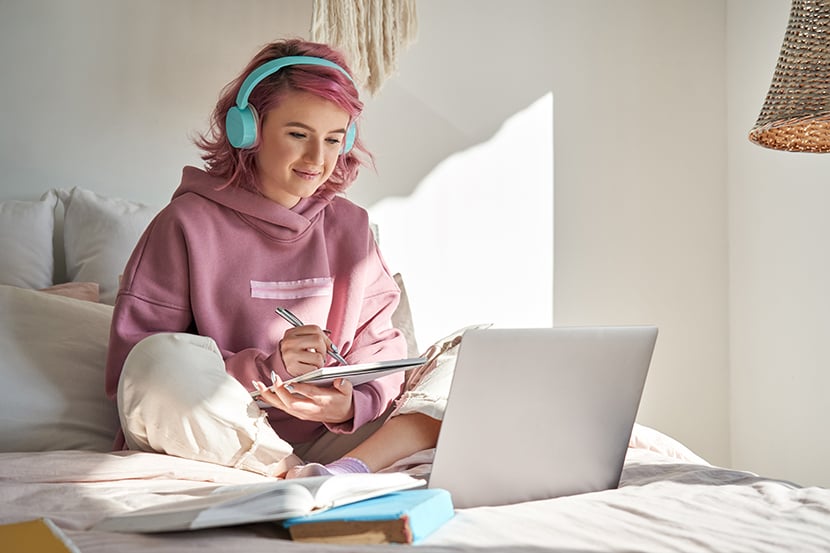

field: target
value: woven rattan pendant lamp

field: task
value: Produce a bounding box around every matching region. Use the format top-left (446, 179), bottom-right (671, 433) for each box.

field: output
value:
top-left (749, 0), bottom-right (830, 152)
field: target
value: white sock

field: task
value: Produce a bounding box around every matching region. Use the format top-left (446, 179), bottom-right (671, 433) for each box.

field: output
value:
top-left (286, 457), bottom-right (370, 478)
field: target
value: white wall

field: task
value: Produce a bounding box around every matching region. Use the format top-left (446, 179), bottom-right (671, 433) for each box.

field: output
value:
top-left (2, 1), bottom-right (742, 473)
top-left (367, 94), bottom-right (554, 348)
top-left (375, 0), bottom-right (728, 468)
top-left (728, 0), bottom-right (830, 487)
top-left (0, 0), bottom-right (312, 204)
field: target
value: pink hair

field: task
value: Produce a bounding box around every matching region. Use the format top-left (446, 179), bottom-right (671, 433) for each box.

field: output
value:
top-left (195, 39), bottom-right (369, 194)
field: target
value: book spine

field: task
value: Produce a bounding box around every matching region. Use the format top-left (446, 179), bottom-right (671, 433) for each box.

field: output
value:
top-left (406, 489), bottom-right (454, 542)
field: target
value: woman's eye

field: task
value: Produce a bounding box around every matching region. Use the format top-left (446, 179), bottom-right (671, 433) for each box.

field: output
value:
top-left (289, 132), bottom-right (306, 139)
top-left (326, 137), bottom-right (342, 145)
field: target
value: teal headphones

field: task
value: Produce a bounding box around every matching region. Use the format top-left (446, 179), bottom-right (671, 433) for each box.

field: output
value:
top-left (225, 55), bottom-right (357, 153)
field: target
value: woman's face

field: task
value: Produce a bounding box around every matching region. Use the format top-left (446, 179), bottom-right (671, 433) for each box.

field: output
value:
top-left (256, 90), bottom-right (351, 208)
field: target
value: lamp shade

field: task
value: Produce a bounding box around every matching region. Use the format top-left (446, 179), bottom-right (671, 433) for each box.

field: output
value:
top-left (749, 0), bottom-right (830, 152)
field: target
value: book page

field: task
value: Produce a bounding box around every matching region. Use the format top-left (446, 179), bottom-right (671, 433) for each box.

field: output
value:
top-left (92, 473), bottom-right (425, 533)
top-left (193, 486), bottom-right (316, 528)
top-left (93, 480), bottom-right (319, 532)
top-left (210, 475), bottom-right (330, 497)
top-left (313, 472), bottom-right (426, 509)
top-left (197, 474), bottom-right (422, 528)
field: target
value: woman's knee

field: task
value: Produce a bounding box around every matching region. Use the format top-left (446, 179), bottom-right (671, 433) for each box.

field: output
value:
top-left (119, 332), bottom-right (225, 409)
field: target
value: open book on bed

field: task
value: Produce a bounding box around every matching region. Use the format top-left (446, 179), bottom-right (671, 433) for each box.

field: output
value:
top-left (92, 472), bottom-right (425, 533)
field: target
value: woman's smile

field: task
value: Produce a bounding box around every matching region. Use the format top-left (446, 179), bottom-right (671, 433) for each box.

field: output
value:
top-left (293, 168), bottom-right (322, 181)
top-left (255, 90), bottom-right (350, 208)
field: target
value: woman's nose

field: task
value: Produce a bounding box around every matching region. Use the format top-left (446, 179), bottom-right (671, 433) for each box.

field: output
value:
top-left (304, 141), bottom-right (325, 164)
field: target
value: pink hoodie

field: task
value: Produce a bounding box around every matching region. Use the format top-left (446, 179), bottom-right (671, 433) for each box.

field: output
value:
top-left (105, 166), bottom-right (406, 446)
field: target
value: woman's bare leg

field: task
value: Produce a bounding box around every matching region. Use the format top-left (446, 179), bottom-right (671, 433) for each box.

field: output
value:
top-left (346, 413), bottom-right (441, 471)
top-left (286, 413), bottom-right (440, 477)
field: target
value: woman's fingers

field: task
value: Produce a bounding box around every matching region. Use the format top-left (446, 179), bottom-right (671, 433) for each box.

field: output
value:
top-left (332, 377), bottom-right (353, 395)
top-left (253, 377), bottom-right (354, 424)
top-left (281, 325), bottom-right (329, 375)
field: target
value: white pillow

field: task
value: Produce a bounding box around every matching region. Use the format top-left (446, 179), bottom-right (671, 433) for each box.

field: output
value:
top-left (0, 284), bottom-right (119, 452)
top-left (0, 191), bottom-right (57, 289)
top-left (58, 187), bottom-right (160, 305)
top-left (392, 273), bottom-right (419, 358)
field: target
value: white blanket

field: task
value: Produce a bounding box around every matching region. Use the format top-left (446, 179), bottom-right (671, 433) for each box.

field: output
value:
top-left (1, 427), bottom-right (829, 553)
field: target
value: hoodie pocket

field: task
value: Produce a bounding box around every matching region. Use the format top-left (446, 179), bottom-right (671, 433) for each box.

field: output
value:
top-left (250, 277), bottom-right (333, 300)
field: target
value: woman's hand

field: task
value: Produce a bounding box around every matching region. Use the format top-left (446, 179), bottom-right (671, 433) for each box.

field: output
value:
top-left (252, 376), bottom-right (355, 424)
top-left (280, 324), bottom-right (334, 377)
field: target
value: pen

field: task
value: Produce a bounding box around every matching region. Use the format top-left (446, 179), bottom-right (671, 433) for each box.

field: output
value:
top-left (250, 371), bottom-right (298, 399)
top-left (275, 307), bottom-right (348, 365)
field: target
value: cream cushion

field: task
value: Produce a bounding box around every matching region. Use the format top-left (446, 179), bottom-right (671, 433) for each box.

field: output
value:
top-left (0, 285), bottom-right (118, 451)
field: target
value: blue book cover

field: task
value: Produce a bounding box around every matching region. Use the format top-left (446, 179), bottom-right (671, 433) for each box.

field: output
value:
top-left (282, 488), bottom-right (454, 544)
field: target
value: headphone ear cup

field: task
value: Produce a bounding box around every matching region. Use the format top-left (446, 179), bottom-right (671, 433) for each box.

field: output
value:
top-left (341, 121), bottom-right (356, 155)
top-left (226, 105), bottom-right (259, 149)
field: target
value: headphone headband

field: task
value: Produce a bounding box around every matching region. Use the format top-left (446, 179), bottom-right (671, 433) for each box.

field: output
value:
top-left (226, 55), bottom-right (357, 152)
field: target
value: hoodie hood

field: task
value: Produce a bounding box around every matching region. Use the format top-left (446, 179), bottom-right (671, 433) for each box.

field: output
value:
top-left (172, 166), bottom-right (337, 241)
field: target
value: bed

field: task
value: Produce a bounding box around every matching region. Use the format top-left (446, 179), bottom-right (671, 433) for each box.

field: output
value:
top-left (1, 187), bottom-right (829, 552)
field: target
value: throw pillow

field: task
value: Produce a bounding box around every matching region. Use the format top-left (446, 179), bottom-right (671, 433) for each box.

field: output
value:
top-left (57, 187), bottom-right (160, 305)
top-left (0, 285), bottom-right (118, 452)
top-left (0, 191), bottom-right (57, 289)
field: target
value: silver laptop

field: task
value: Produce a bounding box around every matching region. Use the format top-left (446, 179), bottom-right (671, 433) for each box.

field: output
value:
top-left (427, 326), bottom-right (658, 509)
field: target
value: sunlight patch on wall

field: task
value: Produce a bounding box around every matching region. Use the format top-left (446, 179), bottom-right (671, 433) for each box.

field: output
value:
top-left (369, 93), bottom-right (553, 348)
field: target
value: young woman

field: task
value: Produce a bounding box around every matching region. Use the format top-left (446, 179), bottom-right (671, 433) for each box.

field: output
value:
top-left (105, 39), bottom-right (442, 478)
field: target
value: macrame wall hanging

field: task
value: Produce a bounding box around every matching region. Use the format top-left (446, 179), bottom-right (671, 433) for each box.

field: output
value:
top-left (310, 0), bottom-right (418, 95)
